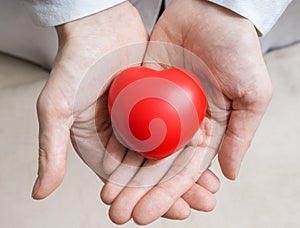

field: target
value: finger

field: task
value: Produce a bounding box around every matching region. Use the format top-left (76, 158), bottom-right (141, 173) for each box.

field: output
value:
top-left (162, 198), bottom-right (191, 221)
top-left (108, 185), bottom-right (152, 225)
top-left (162, 170), bottom-right (219, 220)
top-left (101, 150), bottom-right (144, 205)
top-left (218, 110), bottom-right (252, 180)
top-left (197, 169), bottom-right (220, 193)
top-left (132, 146), bottom-right (206, 225)
top-left (182, 184), bottom-right (216, 212)
top-left (218, 86), bottom-right (272, 180)
top-left (188, 117), bottom-right (224, 174)
top-left (102, 133), bottom-right (127, 175)
top-left (32, 96), bottom-right (72, 200)
top-left (107, 152), bottom-right (179, 224)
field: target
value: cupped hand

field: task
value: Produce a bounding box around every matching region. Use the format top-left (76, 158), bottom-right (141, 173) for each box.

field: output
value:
top-left (143, 0), bottom-right (273, 180)
top-left (100, 0), bottom-right (273, 224)
top-left (32, 1), bottom-right (148, 199)
top-left (31, 1), bottom-right (220, 225)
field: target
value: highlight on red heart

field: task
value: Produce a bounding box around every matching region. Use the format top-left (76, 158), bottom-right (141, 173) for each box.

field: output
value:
top-left (108, 66), bottom-right (207, 160)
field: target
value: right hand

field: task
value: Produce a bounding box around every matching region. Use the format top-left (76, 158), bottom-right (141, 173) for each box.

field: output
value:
top-left (100, 0), bottom-right (273, 224)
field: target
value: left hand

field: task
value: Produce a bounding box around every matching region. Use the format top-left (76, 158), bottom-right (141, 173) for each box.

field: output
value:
top-left (102, 0), bottom-right (273, 224)
top-left (142, 0), bottom-right (273, 180)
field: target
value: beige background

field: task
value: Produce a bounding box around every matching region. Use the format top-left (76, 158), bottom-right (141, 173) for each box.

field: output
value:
top-left (0, 43), bottom-right (300, 227)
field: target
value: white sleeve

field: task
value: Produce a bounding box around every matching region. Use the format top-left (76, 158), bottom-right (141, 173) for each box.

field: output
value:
top-left (207, 0), bottom-right (293, 36)
top-left (23, 0), bottom-right (126, 27)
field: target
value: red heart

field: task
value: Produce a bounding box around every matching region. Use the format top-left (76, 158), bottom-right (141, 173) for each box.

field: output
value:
top-left (108, 66), bottom-right (207, 160)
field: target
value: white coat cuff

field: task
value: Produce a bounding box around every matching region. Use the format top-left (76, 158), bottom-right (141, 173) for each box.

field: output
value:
top-left (207, 0), bottom-right (292, 36)
top-left (24, 0), bottom-right (126, 27)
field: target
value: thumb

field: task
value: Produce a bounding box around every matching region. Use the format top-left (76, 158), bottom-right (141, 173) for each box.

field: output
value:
top-left (218, 84), bottom-right (272, 180)
top-left (32, 91), bottom-right (72, 200)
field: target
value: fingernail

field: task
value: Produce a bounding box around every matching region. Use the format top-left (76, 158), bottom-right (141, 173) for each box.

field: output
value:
top-left (31, 177), bottom-right (40, 199)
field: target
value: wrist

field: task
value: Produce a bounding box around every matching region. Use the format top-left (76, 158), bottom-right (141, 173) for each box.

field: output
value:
top-left (54, 10), bottom-right (106, 44)
top-left (200, 0), bottom-right (258, 37)
top-left (55, 1), bottom-right (136, 44)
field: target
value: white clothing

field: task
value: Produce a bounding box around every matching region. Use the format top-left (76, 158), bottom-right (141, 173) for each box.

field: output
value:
top-left (0, 0), bottom-right (299, 69)
top-left (24, 0), bottom-right (126, 27)
top-left (207, 0), bottom-right (292, 35)
top-left (24, 0), bottom-right (292, 35)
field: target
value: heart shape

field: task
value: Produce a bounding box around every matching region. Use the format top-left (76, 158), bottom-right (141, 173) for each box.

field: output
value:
top-left (108, 66), bottom-right (207, 160)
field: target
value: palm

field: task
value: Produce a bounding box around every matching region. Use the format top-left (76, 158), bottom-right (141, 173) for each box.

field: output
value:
top-left (34, 0), bottom-right (148, 199)
top-left (146, 0), bottom-right (272, 179)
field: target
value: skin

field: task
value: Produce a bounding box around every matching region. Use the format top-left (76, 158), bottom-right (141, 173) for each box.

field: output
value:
top-left (101, 0), bottom-right (272, 225)
top-left (31, 1), bottom-right (220, 225)
top-left (154, 0), bottom-right (272, 180)
top-left (31, 0), bottom-right (272, 225)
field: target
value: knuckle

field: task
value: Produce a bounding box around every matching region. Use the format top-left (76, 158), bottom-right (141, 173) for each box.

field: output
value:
top-left (36, 89), bottom-right (72, 122)
top-left (36, 92), bottom-right (46, 113)
top-left (156, 184), bottom-right (176, 202)
top-left (256, 80), bottom-right (273, 102)
top-left (241, 81), bottom-right (273, 110)
top-left (36, 92), bottom-right (56, 117)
